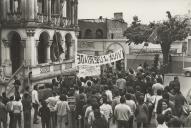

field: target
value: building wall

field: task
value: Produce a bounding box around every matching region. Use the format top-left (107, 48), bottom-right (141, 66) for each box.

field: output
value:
top-left (106, 19), bottom-right (127, 39)
top-left (78, 19), bottom-right (107, 39)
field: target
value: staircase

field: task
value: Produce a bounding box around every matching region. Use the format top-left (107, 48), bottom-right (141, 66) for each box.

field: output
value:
top-left (5, 64), bottom-right (26, 97)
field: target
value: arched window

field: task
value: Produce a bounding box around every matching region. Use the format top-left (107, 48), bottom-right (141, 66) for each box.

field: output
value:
top-left (38, 32), bottom-right (49, 64)
top-left (84, 29), bottom-right (92, 39)
top-left (51, 33), bottom-right (63, 62)
top-left (96, 29), bottom-right (103, 39)
top-left (9, 0), bottom-right (21, 13)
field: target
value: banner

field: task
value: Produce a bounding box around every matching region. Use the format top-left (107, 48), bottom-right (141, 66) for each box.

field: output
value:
top-left (78, 65), bottom-right (101, 77)
top-left (76, 49), bottom-right (124, 66)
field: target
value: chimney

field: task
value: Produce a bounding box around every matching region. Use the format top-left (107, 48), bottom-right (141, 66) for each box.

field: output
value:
top-left (114, 12), bottom-right (123, 21)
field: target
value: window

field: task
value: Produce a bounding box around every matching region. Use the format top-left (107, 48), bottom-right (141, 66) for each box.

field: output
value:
top-left (96, 29), bottom-right (103, 39)
top-left (84, 29), bottom-right (92, 39)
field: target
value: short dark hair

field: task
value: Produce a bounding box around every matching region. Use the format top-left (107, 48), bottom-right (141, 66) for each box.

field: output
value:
top-left (125, 93), bottom-right (131, 100)
top-left (157, 89), bottom-right (162, 96)
top-left (59, 94), bottom-right (67, 101)
top-left (120, 96), bottom-right (126, 104)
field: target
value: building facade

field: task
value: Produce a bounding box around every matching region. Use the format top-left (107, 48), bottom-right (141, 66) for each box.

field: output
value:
top-left (0, 0), bottom-right (78, 93)
top-left (78, 13), bottom-right (129, 72)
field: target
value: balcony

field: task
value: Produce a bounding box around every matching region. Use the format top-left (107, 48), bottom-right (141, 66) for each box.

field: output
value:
top-left (37, 13), bottom-right (72, 28)
top-left (6, 12), bottom-right (22, 23)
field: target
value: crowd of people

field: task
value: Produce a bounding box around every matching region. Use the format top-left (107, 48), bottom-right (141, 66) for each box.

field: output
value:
top-left (0, 64), bottom-right (191, 128)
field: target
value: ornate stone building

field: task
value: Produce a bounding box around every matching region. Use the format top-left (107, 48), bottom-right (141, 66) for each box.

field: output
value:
top-left (0, 0), bottom-right (78, 93)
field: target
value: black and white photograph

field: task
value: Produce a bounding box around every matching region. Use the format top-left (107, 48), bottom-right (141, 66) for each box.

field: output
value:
top-left (0, 0), bottom-right (191, 128)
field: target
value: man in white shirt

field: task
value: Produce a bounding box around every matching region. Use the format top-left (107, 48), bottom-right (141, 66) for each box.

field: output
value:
top-left (152, 77), bottom-right (164, 95)
top-left (32, 85), bottom-right (39, 124)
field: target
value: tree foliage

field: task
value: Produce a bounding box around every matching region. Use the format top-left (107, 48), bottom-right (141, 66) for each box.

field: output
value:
top-left (124, 12), bottom-right (190, 71)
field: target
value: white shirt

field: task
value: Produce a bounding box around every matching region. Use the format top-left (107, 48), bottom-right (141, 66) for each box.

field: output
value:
top-left (105, 90), bottom-right (112, 102)
top-left (12, 100), bottom-right (23, 113)
top-left (32, 90), bottom-right (39, 104)
top-left (100, 103), bottom-right (113, 121)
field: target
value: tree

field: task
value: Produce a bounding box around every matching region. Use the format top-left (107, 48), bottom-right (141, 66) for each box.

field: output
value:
top-left (124, 12), bottom-right (189, 72)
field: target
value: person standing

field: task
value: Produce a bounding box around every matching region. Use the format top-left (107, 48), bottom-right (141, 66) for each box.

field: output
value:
top-left (114, 96), bottom-right (131, 128)
top-left (46, 92), bottom-right (59, 128)
top-left (22, 86), bottom-right (32, 128)
top-left (13, 76), bottom-right (21, 99)
top-left (32, 85), bottom-right (39, 124)
top-left (116, 74), bottom-right (126, 94)
top-left (0, 96), bottom-right (7, 128)
top-left (12, 96), bottom-right (23, 128)
top-left (6, 96), bottom-right (14, 128)
top-left (39, 101), bottom-right (50, 128)
top-left (55, 94), bottom-right (70, 128)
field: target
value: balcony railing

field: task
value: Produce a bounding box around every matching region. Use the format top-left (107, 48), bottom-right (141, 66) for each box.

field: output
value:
top-left (37, 13), bottom-right (72, 28)
top-left (6, 12), bottom-right (22, 23)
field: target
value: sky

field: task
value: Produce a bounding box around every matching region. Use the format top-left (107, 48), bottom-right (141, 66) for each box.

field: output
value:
top-left (78, 0), bottom-right (191, 24)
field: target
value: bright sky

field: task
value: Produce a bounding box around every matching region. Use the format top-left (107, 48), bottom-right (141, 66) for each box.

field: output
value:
top-left (78, 0), bottom-right (191, 24)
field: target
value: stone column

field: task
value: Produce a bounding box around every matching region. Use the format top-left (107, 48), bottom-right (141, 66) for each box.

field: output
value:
top-left (2, 40), bottom-right (11, 65)
top-left (35, 40), bottom-right (40, 65)
top-left (34, 0), bottom-right (38, 19)
top-left (47, 41), bottom-right (53, 63)
top-left (27, 0), bottom-right (35, 20)
top-left (71, 0), bottom-right (74, 25)
top-left (26, 28), bottom-right (36, 66)
top-left (48, 0), bottom-right (51, 22)
top-left (74, 0), bottom-right (78, 26)
top-left (21, 0), bottom-right (26, 19)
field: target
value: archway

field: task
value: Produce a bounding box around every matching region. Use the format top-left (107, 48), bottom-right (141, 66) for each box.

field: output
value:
top-left (9, 32), bottom-right (24, 74)
top-left (84, 29), bottom-right (92, 39)
top-left (106, 43), bottom-right (125, 72)
top-left (51, 32), bottom-right (63, 62)
top-left (38, 32), bottom-right (49, 64)
top-left (65, 33), bottom-right (72, 60)
top-left (96, 29), bottom-right (103, 39)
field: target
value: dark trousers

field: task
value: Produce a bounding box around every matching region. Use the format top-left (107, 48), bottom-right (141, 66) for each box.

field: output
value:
top-left (50, 111), bottom-right (57, 128)
top-left (23, 110), bottom-right (31, 128)
top-left (128, 116), bottom-right (134, 128)
top-left (9, 112), bottom-right (14, 128)
top-left (117, 120), bottom-right (129, 128)
top-left (41, 119), bottom-right (50, 128)
top-left (137, 122), bottom-right (147, 128)
top-left (0, 116), bottom-right (7, 128)
top-left (32, 103), bottom-right (38, 122)
top-left (13, 113), bottom-right (21, 128)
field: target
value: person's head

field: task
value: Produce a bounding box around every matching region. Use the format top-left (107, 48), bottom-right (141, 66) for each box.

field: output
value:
top-left (92, 102), bottom-right (99, 111)
top-left (161, 100), bottom-right (169, 111)
top-left (118, 73), bottom-right (122, 78)
top-left (162, 92), bottom-right (169, 101)
top-left (52, 79), bottom-right (56, 84)
top-left (120, 96), bottom-right (126, 104)
top-left (25, 86), bottom-right (30, 92)
top-left (87, 81), bottom-right (92, 87)
top-left (138, 95), bottom-right (144, 104)
top-left (59, 94), bottom-right (67, 101)
top-left (125, 93), bottom-right (131, 100)
top-left (9, 96), bottom-right (14, 101)
top-left (33, 85), bottom-right (38, 90)
top-left (157, 89), bottom-right (162, 96)
top-left (52, 92), bottom-right (57, 96)
top-left (129, 68), bottom-right (134, 74)
top-left (41, 100), bottom-right (47, 107)
top-left (157, 114), bottom-right (165, 125)
top-left (156, 77), bottom-right (163, 84)
top-left (2, 92), bottom-right (6, 97)
top-left (174, 76), bottom-right (179, 81)
top-left (15, 96), bottom-right (21, 101)
top-left (168, 117), bottom-right (182, 128)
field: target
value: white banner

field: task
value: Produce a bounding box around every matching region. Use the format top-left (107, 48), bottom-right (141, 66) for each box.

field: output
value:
top-left (78, 65), bottom-right (101, 77)
top-left (76, 49), bottom-right (124, 66)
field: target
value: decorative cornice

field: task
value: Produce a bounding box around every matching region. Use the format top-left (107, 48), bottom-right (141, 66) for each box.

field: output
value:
top-left (26, 28), bottom-right (35, 37)
top-left (2, 39), bottom-right (10, 47)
